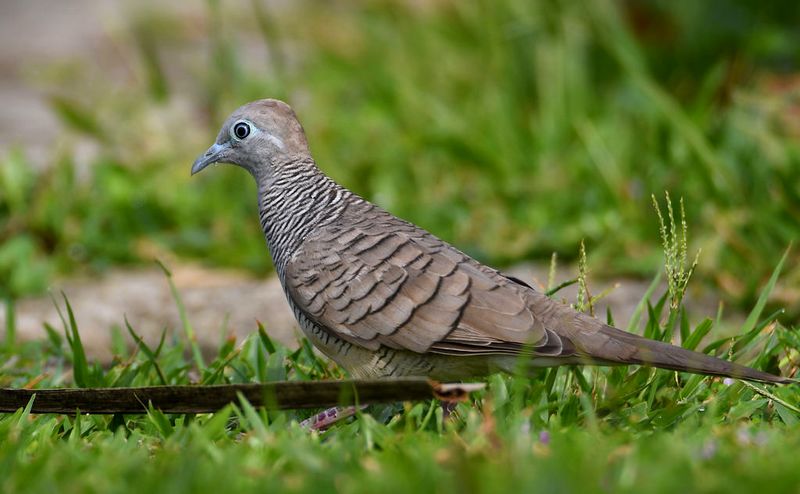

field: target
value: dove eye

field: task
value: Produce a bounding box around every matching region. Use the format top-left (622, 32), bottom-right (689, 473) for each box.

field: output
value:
top-left (232, 121), bottom-right (251, 140)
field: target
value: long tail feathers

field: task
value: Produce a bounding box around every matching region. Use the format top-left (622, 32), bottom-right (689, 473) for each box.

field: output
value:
top-left (572, 315), bottom-right (792, 384)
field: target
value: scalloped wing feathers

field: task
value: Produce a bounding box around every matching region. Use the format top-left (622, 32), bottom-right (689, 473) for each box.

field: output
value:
top-left (285, 209), bottom-right (569, 358)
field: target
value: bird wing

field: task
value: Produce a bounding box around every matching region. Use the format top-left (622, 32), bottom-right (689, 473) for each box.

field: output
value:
top-left (283, 212), bottom-right (792, 384)
top-left (284, 218), bottom-right (572, 357)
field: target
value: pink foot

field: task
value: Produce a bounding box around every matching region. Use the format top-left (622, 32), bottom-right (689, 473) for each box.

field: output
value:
top-left (300, 405), bottom-right (368, 431)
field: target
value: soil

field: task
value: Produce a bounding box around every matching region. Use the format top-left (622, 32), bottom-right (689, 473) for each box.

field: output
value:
top-left (0, 262), bottom-right (726, 363)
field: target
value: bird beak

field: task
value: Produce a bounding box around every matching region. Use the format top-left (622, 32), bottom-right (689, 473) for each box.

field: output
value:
top-left (191, 142), bottom-right (229, 175)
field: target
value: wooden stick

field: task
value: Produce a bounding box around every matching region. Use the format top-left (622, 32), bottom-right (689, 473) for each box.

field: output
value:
top-left (0, 379), bottom-right (484, 414)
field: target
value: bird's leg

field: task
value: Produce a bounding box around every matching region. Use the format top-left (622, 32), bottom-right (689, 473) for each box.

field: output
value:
top-left (440, 400), bottom-right (458, 420)
top-left (300, 404), bottom-right (368, 431)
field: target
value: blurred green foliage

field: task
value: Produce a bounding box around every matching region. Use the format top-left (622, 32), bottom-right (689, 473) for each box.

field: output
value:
top-left (1, 0), bottom-right (798, 315)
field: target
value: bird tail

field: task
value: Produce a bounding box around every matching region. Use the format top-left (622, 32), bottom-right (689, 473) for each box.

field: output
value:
top-left (571, 314), bottom-right (792, 384)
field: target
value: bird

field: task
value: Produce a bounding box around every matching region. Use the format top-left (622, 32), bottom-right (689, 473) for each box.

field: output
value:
top-left (191, 98), bottom-right (790, 385)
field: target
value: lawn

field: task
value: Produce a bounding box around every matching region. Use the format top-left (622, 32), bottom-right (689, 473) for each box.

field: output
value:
top-left (1, 253), bottom-right (798, 493)
top-left (1, 1), bottom-right (799, 492)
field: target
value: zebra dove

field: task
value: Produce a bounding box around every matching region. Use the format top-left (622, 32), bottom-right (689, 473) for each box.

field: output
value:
top-left (191, 98), bottom-right (790, 384)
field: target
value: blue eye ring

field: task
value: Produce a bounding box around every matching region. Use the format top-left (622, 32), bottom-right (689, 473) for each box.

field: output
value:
top-left (232, 121), bottom-right (251, 140)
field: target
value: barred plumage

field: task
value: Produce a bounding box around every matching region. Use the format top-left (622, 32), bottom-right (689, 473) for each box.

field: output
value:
top-left (191, 98), bottom-right (791, 384)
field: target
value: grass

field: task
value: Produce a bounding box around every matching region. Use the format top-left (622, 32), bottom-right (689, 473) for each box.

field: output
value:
top-left (1, 1), bottom-right (800, 491)
top-left (0, 253), bottom-right (798, 493)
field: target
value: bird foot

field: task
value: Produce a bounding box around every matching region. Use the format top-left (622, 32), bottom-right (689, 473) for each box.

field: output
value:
top-left (441, 400), bottom-right (459, 420)
top-left (300, 405), bottom-right (368, 431)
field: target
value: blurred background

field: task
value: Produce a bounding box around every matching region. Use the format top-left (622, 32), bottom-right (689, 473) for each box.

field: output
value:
top-left (1, 0), bottom-right (798, 358)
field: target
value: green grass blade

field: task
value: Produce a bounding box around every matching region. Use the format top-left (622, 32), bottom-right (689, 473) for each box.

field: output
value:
top-left (257, 321), bottom-right (276, 354)
top-left (156, 260), bottom-right (205, 372)
top-left (739, 245), bottom-right (790, 336)
top-left (62, 293), bottom-right (91, 388)
top-left (682, 318), bottom-right (714, 351)
top-left (125, 317), bottom-right (168, 386)
top-left (236, 392), bottom-right (268, 437)
top-left (626, 272), bottom-right (662, 333)
top-left (146, 403), bottom-right (174, 438)
top-left (545, 278), bottom-right (578, 297)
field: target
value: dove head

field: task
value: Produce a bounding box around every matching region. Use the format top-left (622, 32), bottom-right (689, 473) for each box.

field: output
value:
top-left (191, 99), bottom-right (310, 180)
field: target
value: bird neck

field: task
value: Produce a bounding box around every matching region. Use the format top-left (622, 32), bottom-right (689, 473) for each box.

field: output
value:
top-left (256, 158), bottom-right (352, 278)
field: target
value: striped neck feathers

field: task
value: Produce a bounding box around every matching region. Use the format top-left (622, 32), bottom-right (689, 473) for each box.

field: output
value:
top-left (256, 159), bottom-right (351, 276)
